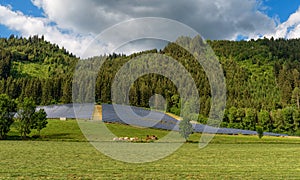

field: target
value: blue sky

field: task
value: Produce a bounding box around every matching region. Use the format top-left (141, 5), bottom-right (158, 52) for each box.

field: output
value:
top-left (0, 0), bottom-right (44, 37)
top-left (262, 0), bottom-right (300, 23)
top-left (0, 0), bottom-right (300, 57)
top-left (1, 0), bottom-right (43, 16)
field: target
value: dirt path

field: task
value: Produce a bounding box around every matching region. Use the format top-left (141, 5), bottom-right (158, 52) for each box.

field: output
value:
top-left (92, 105), bottom-right (102, 120)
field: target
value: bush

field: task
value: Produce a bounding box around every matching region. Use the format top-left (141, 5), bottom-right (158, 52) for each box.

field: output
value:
top-left (256, 126), bottom-right (264, 139)
top-left (294, 129), bottom-right (300, 137)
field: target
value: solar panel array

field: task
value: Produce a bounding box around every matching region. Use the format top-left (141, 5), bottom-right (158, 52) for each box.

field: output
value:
top-left (102, 104), bottom-right (178, 131)
top-left (37, 104), bottom-right (75, 118)
top-left (102, 104), bottom-right (288, 137)
top-left (38, 103), bottom-right (288, 137)
top-left (37, 103), bottom-right (94, 119)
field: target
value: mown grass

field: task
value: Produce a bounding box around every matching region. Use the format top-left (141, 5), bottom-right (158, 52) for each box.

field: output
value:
top-left (1, 120), bottom-right (300, 179)
top-left (8, 119), bottom-right (86, 141)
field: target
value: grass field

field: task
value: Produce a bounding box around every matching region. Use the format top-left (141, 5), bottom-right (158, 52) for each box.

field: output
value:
top-left (1, 120), bottom-right (299, 179)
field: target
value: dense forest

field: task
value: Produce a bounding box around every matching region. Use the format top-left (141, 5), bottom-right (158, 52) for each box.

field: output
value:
top-left (0, 35), bottom-right (77, 105)
top-left (0, 35), bottom-right (300, 135)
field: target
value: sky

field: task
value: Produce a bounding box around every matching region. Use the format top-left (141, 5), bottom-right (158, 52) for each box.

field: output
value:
top-left (0, 0), bottom-right (300, 58)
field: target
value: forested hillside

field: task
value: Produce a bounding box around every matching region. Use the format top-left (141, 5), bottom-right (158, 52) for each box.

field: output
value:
top-left (0, 35), bottom-right (299, 135)
top-left (95, 37), bottom-right (300, 135)
top-left (0, 35), bottom-right (77, 104)
top-left (209, 38), bottom-right (300, 135)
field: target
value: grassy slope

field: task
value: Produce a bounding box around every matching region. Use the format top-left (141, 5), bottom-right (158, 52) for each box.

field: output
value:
top-left (11, 61), bottom-right (68, 79)
top-left (11, 62), bottom-right (49, 78)
top-left (1, 120), bottom-right (299, 179)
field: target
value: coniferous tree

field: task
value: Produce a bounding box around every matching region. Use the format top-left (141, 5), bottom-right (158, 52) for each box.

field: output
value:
top-left (0, 94), bottom-right (16, 139)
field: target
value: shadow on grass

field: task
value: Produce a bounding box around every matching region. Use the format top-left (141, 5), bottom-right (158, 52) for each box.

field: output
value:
top-left (42, 133), bottom-right (86, 141)
top-left (2, 133), bottom-right (87, 142)
top-left (185, 140), bottom-right (199, 144)
top-left (5, 135), bottom-right (22, 141)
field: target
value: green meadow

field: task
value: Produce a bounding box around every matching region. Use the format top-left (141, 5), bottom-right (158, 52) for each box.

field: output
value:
top-left (0, 120), bottom-right (299, 179)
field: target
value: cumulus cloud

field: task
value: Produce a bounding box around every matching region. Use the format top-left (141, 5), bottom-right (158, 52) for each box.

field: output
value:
top-left (1, 0), bottom-right (300, 57)
top-left (265, 7), bottom-right (300, 39)
top-left (0, 5), bottom-right (47, 36)
top-left (31, 0), bottom-right (276, 40)
top-left (0, 5), bottom-right (94, 57)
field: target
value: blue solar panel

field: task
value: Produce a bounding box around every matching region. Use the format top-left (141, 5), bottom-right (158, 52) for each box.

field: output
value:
top-left (102, 104), bottom-right (288, 137)
top-left (37, 103), bottom-right (94, 119)
top-left (37, 103), bottom-right (288, 137)
top-left (102, 104), bottom-right (179, 130)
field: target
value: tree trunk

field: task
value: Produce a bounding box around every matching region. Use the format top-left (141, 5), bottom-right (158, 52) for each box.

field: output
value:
top-left (297, 95), bottom-right (300, 110)
top-left (21, 132), bottom-right (27, 140)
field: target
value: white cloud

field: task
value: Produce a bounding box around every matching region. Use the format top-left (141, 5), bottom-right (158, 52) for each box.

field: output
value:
top-left (288, 24), bottom-right (300, 39)
top-left (264, 7), bottom-right (300, 39)
top-left (1, 0), bottom-right (300, 58)
top-left (0, 5), bottom-right (94, 58)
top-left (0, 5), bottom-right (46, 35)
top-left (31, 0), bottom-right (277, 40)
top-left (31, 0), bottom-right (131, 35)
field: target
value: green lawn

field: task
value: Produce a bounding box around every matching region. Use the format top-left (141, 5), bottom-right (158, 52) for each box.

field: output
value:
top-left (1, 120), bottom-right (299, 179)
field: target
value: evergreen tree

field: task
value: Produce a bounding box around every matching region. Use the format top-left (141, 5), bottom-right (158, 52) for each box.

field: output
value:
top-left (179, 118), bottom-right (193, 142)
top-left (0, 94), bottom-right (16, 139)
top-left (32, 109), bottom-right (48, 136)
top-left (16, 97), bottom-right (37, 139)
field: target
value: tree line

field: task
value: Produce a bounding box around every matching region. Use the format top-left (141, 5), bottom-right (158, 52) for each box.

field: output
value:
top-left (1, 35), bottom-right (300, 135)
top-left (94, 37), bottom-right (300, 135)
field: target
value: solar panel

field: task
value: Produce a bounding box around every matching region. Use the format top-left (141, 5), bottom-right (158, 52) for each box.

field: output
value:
top-left (37, 103), bottom-right (94, 119)
top-left (37, 103), bottom-right (288, 137)
top-left (102, 104), bottom-right (288, 137)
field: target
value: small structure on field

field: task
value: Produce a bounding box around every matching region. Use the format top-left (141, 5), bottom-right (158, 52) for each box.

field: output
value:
top-left (60, 117), bottom-right (67, 121)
